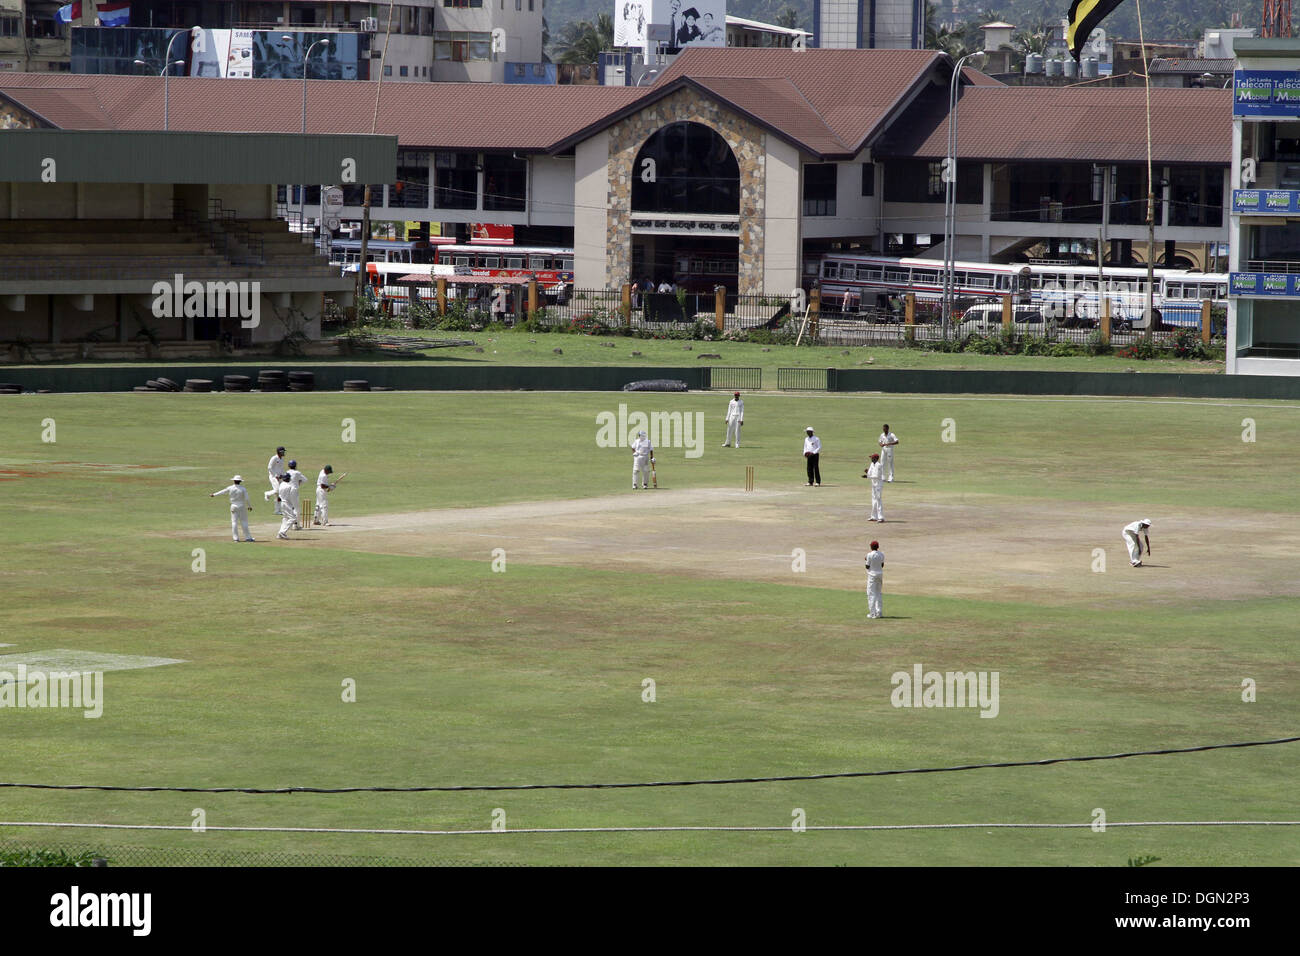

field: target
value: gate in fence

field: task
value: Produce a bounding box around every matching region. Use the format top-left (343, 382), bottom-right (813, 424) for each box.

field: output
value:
top-left (777, 367), bottom-right (837, 391)
top-left (706, 367), bottom-right (762, 391)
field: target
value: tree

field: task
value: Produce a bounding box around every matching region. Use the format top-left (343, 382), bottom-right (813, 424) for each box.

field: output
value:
top-left (556, 12), bottom-right (615, 65)
top-left (924, 2), bottom-right (969, 58)
top-left (776, 6), bottom-right (800, 29)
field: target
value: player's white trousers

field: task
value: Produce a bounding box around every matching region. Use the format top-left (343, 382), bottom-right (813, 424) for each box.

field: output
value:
top-left (867, 574), bottom-right (883, 618)
top-left (633, 456), bottom-right (651, 488)
top-left (870, 485), bottom-right (884, 521)
top-left (270, 477), bottom-right (282, 513)
top-left (882, 447), bottom-right (894, 480)
top-left (229, 506), bottom-right (250, 541)
top-left (279, 501), bottom-right (297, 536)
top-left (725, 420), bottom-right (741, 446)
top-left (1124, 531), bottom-right (1141, 565)
top-left (315, 491), bottom-right (329, 524)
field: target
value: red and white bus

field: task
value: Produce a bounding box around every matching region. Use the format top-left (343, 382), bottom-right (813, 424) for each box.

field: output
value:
top-left (433, 243), bottom-right (574, 289)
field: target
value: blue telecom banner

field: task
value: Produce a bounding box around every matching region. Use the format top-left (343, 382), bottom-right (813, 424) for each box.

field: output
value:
top-left (1233, 70), bottom-right (1300, 116)
top-left (1229, 272), bottom-right (1300, 296)
top-left (1232, 189), bottom-right (1300, 214)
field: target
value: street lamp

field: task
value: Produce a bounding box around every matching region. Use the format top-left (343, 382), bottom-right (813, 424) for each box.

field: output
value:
top-left (942, 51), bottom-right (984, 341)
top-left (134, 56), bottom-right (186, 130)
top-left (297, 38), bottom-right (331, 241)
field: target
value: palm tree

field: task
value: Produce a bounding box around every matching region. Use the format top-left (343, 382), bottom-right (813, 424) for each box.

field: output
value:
top-left (556, 13), bottom-right (615, 66)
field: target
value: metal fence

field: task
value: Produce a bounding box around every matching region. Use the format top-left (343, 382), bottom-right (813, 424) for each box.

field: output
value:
top-left (707, 367), bottom-right (762, 391)
top-left (777, 367), bottom-right (837, 391)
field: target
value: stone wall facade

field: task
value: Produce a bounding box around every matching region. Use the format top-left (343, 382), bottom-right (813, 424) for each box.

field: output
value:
top-left (605, 88), bottom-right (767, 295)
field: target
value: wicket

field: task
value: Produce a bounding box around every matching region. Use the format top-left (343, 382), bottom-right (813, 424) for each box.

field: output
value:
top-left (745, 465), bottom-right (754, 492)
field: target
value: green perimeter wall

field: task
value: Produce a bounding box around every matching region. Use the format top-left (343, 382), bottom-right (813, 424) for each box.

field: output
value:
top-left (5, 365), bottom-right (1300, 400)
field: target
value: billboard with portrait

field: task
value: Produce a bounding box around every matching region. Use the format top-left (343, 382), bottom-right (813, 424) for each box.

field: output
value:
top-left (651, 0), bottom-right (725, 51)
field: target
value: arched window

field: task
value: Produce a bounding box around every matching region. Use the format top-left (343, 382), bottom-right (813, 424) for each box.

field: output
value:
top-left (632, 122), bottom-right (740, 216)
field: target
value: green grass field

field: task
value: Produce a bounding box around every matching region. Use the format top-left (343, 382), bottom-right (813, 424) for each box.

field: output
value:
top-left (0, 390), bottom-right (1296, 866)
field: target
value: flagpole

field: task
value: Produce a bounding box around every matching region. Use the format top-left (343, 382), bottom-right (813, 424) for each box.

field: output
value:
top-left (1136, 0), bottom-right (1156, 339)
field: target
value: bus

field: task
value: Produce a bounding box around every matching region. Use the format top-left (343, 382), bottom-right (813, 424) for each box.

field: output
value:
top-left (815, 253), bottom-right (1226, 327)
top-left (328, 238), bottom-right (443, 268)
top-left (433, 243), bottom-right (574, 289)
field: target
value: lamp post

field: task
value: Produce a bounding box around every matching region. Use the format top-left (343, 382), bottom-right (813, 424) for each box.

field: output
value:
top-left (942, 51), bottom-right (984, 341)
top-left (297, 37), bottom-right (331, 241)
top-left (133, 56), bottom-right (186, 130)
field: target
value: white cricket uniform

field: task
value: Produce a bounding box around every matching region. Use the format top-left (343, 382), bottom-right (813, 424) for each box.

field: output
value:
top-left (879, 431), bottom-right (898, 481)
top-left (267, 454), bottom-right (286, 514)
top-left (315, 469), bottom-right (333, 525)
top-left (213, 483), bottom-right (252, 541)
top-left (1122, 520), bottom-right (1148, 566)
top-left (286, 469), bottom-right (308, 528)
top-left (867, 460), bottom-right (884, 521)
top-left (632, 436), bottom-right (654, 489)
top-left (724, 398), bottom-right (744, 447)
top-left (866, 549), bottom-right (885, 618)
top-left (276, 481), bottom-right (296, 537)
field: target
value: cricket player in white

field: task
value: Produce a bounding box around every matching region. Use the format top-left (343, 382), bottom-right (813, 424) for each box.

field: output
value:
top-left (878, 424), bottom-right (899, 481)
top-left (865, 453), bottom-right (884, 521)
top-left (267, 446), bottom-right (287, 515)
top-left (1122, 518), bottom-right (1151, 567)
top-left (632, 430), bottom-right (654, 489)
top-left (285, 460), bottom-right (308, 529)
top-left (865, 540), bottom-right (885, 619)
top-left (723, 391), bottom-right (744, 447)
top-left (315, 465), bottom-right (336, 525)
top-left (272, 475), bottom-right (295, 539)
top-left (210, 475), bottom-right (254, 542)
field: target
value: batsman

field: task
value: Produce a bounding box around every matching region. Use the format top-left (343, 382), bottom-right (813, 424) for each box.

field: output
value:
top-left (315, 465), bottom-right (347, 526)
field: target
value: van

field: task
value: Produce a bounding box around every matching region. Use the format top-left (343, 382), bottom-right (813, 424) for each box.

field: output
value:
top-left (956, 304), bottom-right (1044, 337)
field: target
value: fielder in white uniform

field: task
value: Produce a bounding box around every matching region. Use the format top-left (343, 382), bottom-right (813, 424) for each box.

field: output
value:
top-left (865, 540), bottom-right (885, 619)
top-left (1122, 518), bottom-right (1151, 567)
top-left (315, 465), bottom-right (336, 525)
top-left (285, 460), bottom-right (308, 530)
top-left (723, 392), bottom-right (744, 447)
top-left (210, 475), bottom-right (254, 542)
top-left (267, 446), bottom-right (287, 515)
top-left (803, 427), bottom-right (821, 485)
top-left (270, 474), bottom-right (296, 539)
top-left (632, 430), bottom-right (654, 489)
top-left (864, 453), bottom-right (884, 521)
top-left (878, 425), bottom-right (899, 481)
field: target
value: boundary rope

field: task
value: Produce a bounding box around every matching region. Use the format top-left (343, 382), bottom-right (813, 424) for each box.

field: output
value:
top-left (0, 735), bottom-right (1294, 795)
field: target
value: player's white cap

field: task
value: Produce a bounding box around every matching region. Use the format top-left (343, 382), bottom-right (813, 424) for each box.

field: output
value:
top-left (232, 475), bottom-right (243, 481)
top-left (637, 429), bottom-right (647, 437)
top-left (806, 426), bottom-right (815, 432)
top-left (1141, 518), bottom-right (1152, 526)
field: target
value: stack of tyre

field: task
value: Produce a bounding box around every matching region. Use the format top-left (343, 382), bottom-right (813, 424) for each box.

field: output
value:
top-left (342, 379), bottom-right (371, 392)
top-left (223, 374), bottom-right (252, 392)
top-left (288, 371), bottom-right (315, 392)
top-left (182, 379), bottom-right (213, 393)
top-left (0, 382), bottom-right (24, 395)
top-left (135, 376), bottom-right (182, 393)
top-left (258, 370), bottom-right (289, 392)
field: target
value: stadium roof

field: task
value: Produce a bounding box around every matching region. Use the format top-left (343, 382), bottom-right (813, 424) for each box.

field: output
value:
top-left (876, 86), bottom-right (1232, 165)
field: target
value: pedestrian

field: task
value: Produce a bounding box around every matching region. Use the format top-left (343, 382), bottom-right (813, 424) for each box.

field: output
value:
top-left (209, 474), bottom-right (254, 542)
top-left (722, 391), bottom-right (744, 447)
top-left (1122, 518), bottom-right (1151, 567)
top-left (285, 459), bottom-right (308, 530)
top-left (632, 429), bottom-right (654, 489)
top-left (271, 474), bottom-right (295, 539)
top-left (803, 426), bottom-right (821, 486)
top-left (267, 445), bottom-right (287, 515)
top-left (315, 464), bottom-right (336, 526)
top-left (865, 540), bottom-right (885, 618)
top-left (863, 452), bottom-right (885, 521)
top-left (878, 424), bottom-right (899, 481)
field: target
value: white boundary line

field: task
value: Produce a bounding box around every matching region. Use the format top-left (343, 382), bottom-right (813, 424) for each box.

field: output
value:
top-left (2, 820), bottom-right (1298, 837)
